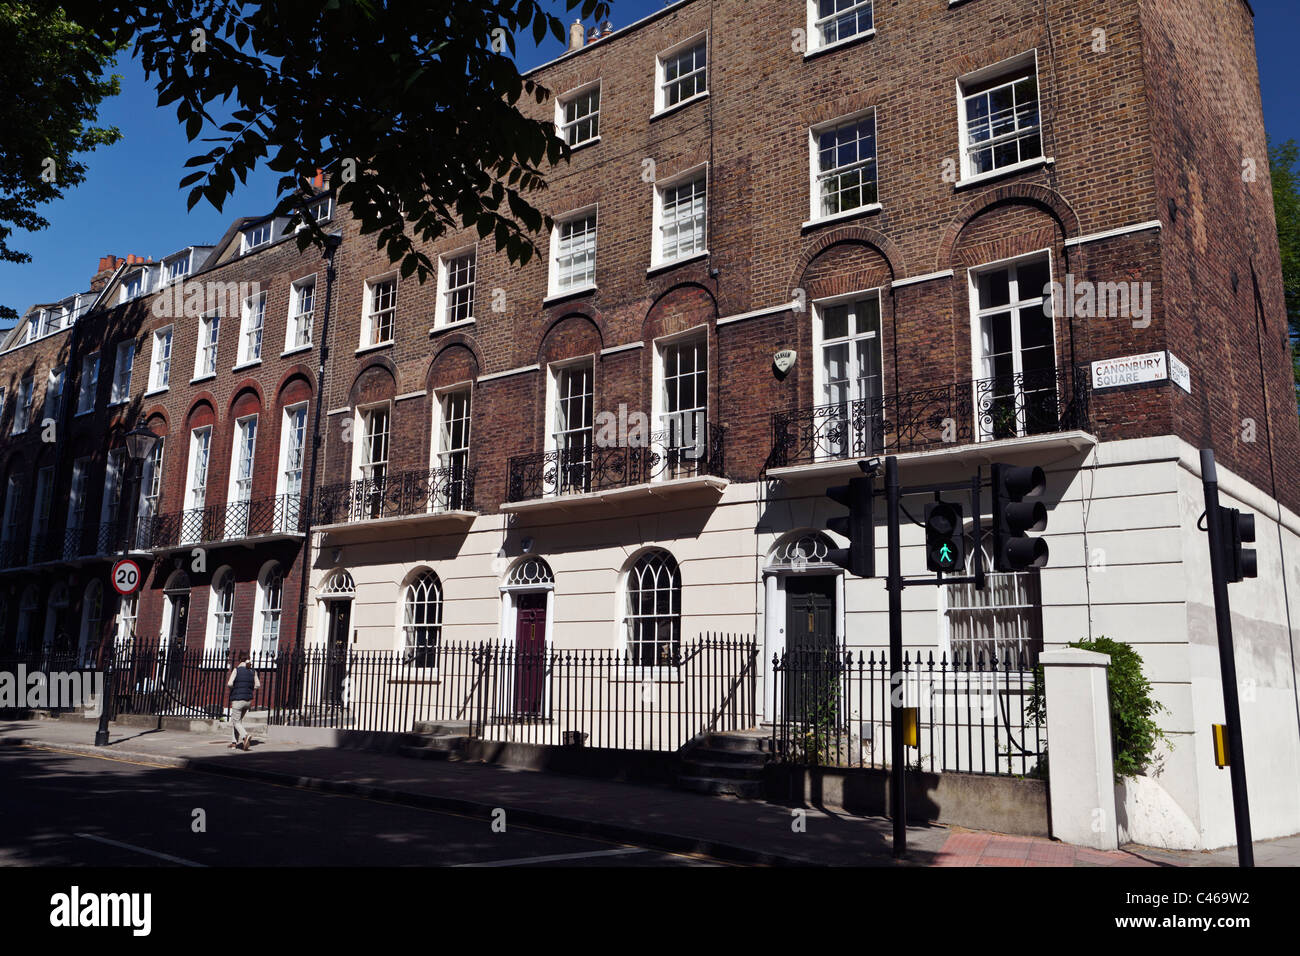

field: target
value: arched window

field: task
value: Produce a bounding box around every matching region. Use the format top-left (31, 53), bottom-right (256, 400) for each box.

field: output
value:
top-left (625, 550), bottom-right (681, 666)
top-left (45, 583), bottom-right (72, 656)
top-left (505, 556), bottom-right (554, 588)
top-left (207, 568), bottom-right (235, 655)
top-left (320, 569), bottom-right (355, 599)
top-left (766, 531), bottom-right (837, 571)
top-left (402, 570), bottom-right (443, 667)
top-left (78, 581), bottom-right (103, 664)
top-left (256, 563), bottom-right (284, 655)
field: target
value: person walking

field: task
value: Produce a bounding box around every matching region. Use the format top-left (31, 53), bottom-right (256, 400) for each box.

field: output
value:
top-left (227, 655), bottom-right (261, 751)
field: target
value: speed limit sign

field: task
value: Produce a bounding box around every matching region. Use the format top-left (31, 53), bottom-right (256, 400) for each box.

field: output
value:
top-left (111, 558), bottom-right (142, 596)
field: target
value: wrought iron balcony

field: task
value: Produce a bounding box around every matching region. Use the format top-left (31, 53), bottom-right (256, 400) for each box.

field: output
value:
top-left (506, 423), bottom-right (726, 503)
top-left (146, 493), bottom-right (306, 550)
top-left (0, 535), bottom-right (30, 571)
top-left (314, 465), bottom-right (476, 526)
top-left (768, 365), bottom-right (1090, 470)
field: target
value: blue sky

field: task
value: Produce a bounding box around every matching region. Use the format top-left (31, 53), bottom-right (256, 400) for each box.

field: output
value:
top-left (1, 0), bottom-right (1297, 321)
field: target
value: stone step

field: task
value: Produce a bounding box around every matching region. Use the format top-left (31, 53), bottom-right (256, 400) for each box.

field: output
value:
top-left (683, 746), bottom-right (769, 765)
top-left (676, 776), bottom-right (763, 799)
top-left (679, 758), bottom-right (766, 780)
top-left (411, 720), bottom-right (473, 737)
top-left (703, 731), bottom-right (772, 753)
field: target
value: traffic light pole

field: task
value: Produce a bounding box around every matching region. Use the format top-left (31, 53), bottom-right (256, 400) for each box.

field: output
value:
top-left (885, 456), bottom-right (907, 859)
top-left (1200, 448), bottom-right (1254, 867)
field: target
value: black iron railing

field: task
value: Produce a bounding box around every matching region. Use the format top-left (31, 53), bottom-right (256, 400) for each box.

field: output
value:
top-left (768, 365), bottom-right (1090, 469)
top-left (0, 535), bottom-right (31, 570)
top-left (769, 649), bottom-right (1044, 777)
top-left (507, 422), bottom-right (726, 503)
top-left (314, 465), bottom-right (476, 525)
top-left (145, 493), bottom-right (305, 550)
top-left (75, 636), bottom-right (759, 753)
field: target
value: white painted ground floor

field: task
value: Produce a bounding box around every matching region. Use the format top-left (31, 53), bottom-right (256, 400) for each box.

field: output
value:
top-left (304, 434), bottom-right (1300, 850)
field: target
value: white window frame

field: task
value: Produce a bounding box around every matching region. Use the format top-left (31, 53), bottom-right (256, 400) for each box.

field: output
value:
top-left (164, 255), bottom-right (190, 286)
top-left (621, 549), bottom-right (683, 669)
top-left (138, 438), bottom-right (164, 539)
top-left (254, 562), bottom-right (284, 655)
top-left (652, 327), bottom-right (708, 466)
top-left (205, 567), bottom-right (236, 656)
top-left (30, 466), bottom-right (54, 560)
top-left (956, 51), bottom-right (1047, 184)
top-left (361, 275), bottom-right (397, 348)
top-left (184, 426), bottom-right (213, 542)
top-left (808, 108), bottom-right (879, 224)
top-left (435, 249), bottom-right (476, 327)
top-left (651, 167), bottom-right (708, 269)
top-left (100, 449), bottom-right (125, 529)
top-left (556, 81), bottom-right (601, 148)
top-left (110, 341), bottom-right (135, 405)
top-left (1, 477), bottom-right (22, 551)
top-left (966, 249), bottom-right (1058, 441)
top-left (13, 376), bottom-right (33, 433)
top-left (546, 359), bottom-right (595, 497)
top-left (285, 275), bottom-right (316, 352)
top-left (148, 327), bottom-right (173, 393)
top-left (654, 34), bottom-right (708, 115)
top-left (238, 293), bottom-right (267, 366)
top-left (275, 402), bottom-right (308, 530)
top-left (194, 312), bottom-right (220, 379)
top-left (65, 457), bottom-right (90, 558)
top-left (43, 366), bottom-right (65, 422)
top-left (76, 353), bottom-right (99, 415)
top-left (400, 569), bottom-right (443, 667)
top-left (225, 414), bottom-right (259, 538)
top-left (941, 539), bottom-right (1044, 667)
top-left (805, 0), bottom-right (876, 55)
top-left (549, 206), bottom-right (598, 297)
top-left (353, 403), bottom-right (392, 486)
top-left (810, 290), bottom-right (885, 460)
top-left (241, 222), bottom-right (273, 253)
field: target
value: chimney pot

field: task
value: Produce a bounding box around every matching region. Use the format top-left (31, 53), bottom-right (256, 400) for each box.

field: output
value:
top-left (569, 19), bottom-right (585, 52)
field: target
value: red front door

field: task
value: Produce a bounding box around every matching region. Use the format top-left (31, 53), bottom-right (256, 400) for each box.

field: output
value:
top-left (514, 592), bottom-right (547, 716)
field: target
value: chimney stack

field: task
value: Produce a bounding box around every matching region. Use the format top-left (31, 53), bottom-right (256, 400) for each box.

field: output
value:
top-left (568, 19), bottom-right (585, 52)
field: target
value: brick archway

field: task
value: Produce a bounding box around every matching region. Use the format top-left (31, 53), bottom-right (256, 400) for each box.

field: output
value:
top-left (934, 183), bottom-right (1081, 273)
top-left (789, 225), bottom-right (907, 293)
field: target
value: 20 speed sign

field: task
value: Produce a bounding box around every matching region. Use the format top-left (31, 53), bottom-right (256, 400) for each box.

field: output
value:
top-left (111, 558), bottom-right (142, 596)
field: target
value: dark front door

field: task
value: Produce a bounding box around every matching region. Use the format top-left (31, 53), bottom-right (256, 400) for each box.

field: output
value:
top-left (784, 576), bottom-right (839, 723)
top-left (163, 594), bottom-right (189, 690)
top-left (514, 593), bottom-right (547, 717)
top-left (324, 600), bottom-right (351, 705)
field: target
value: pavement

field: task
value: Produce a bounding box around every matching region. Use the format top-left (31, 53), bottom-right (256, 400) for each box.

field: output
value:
top-left (3, 717), bottom-right (1296, 867)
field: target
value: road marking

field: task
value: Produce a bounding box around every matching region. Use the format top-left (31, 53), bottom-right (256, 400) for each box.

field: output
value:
top-left (455, 847), bottom-right (649, 867)
top-left (75, 832), bottom-right (206, 867)
top-left (22, 744), bottom-right (177, 771)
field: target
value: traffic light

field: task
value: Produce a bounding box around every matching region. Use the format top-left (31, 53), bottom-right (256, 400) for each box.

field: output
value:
top-left (826, 475), bottom-right (875, 578)
top-left (1220, 508), bottom-right (1257, 583)
top-left (924, 501), bottom-right (965, 573)
top-left (991, 463), bottom-right (1050, 572)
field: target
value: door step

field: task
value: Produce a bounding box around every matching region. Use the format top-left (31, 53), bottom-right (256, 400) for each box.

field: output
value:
top-left (675, 730), bottom-right (771, 800)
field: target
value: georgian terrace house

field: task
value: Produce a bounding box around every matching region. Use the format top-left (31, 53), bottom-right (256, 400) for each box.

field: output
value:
top-left (1, 0), bottom-right (1295, 851)
top-left (303, 0), bottom-right (1300, 849)
top-left (0, 190), bottom-right (335, 675)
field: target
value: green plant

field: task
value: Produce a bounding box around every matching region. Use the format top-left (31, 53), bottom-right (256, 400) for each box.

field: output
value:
top-left (1026, 636), bottom-right (1170, 781)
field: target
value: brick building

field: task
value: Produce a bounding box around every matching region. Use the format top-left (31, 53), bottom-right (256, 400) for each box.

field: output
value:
top-left (0, 193), bottom-right (334, 670)
top-left (2, 0), bottom-right (1297, 849)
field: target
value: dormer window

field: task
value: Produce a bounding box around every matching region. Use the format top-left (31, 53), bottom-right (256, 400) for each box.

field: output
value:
top-left (166, 257), bottom-right (189, 284)
top-left (242, 222), bottom-right (273, 253)
top-left (123, 273), bottom-right (144, 301)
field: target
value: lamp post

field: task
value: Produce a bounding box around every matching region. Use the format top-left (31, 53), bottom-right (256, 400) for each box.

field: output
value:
top-left (96, 419), bottom-right (159, 747)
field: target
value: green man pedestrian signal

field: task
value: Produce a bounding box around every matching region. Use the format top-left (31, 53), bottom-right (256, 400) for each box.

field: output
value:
top-left (991, 463), bottom-right (1050, 572)
top-left (924, 501), bottom-right (965, 573)
top-left (825, 475), bottom-right (875, 578)
top-left (1220, 508), bottom-right (1257, 583)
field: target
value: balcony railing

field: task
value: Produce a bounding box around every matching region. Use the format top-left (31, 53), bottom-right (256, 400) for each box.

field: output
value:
top-left (507, 422), bottom-right (727, 503)
top-left (0, 535), bottom-right (30, 571)
top-left (315, 466), bottom-right (476, 526)
top-left (768, 365), bottom-right (1090, 469)
top-left (145, 493), bottom-right (305, 550)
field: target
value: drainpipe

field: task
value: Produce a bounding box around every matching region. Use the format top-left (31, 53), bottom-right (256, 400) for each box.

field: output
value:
top-left (292, 232), bottom-right (341, 651)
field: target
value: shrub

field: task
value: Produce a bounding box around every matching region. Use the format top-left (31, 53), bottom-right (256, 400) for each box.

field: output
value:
top-left (1026, 636), bottom-right (1171, 781)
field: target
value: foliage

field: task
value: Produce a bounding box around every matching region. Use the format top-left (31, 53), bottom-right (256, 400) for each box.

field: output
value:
top-left (56, 0), bottom-right (611, 285)
top-left (1026, 636), bottom-right (1170, 782)
top-left (0, 0), bottom-right (123, 320)
top-left (1269, 138), bottom-right (1300, 409)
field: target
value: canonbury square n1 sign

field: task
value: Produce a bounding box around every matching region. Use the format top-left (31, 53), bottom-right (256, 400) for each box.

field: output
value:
top-left (1091, 351), bottom-right (1184, 392)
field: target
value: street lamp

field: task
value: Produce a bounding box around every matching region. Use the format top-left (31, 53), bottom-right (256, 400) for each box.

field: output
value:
top-left (96, 419), bottom-right (158, 747)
